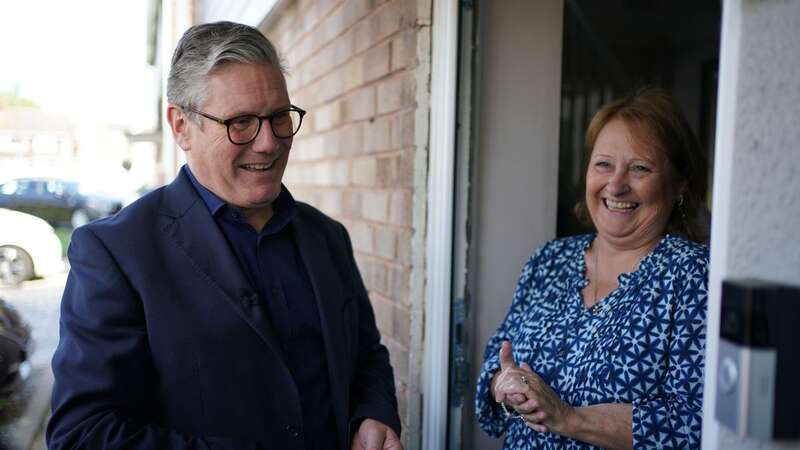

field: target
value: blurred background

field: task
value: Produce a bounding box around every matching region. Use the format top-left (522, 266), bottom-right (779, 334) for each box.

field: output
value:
top-left (0, 1), bottom-right (159, 448)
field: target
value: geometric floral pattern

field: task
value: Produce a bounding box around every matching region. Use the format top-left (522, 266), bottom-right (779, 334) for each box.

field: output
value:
top-left (475, 234), bottom-right (709, 449)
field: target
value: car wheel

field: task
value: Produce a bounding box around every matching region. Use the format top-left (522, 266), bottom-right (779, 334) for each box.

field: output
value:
top-left (71, 208), bottom-right (90, 228)
top-left (0, 245), bottom-right (34, 286)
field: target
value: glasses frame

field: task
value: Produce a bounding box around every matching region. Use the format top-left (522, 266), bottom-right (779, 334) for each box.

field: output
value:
top-left (182, 105), bottom-right (307, 145)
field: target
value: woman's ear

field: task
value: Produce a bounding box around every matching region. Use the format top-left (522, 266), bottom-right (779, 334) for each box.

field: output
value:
top-left (166, 104), bottom-right (192, 152)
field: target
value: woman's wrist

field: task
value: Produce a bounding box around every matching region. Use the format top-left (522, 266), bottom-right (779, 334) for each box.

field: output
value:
top-left (557, 404), bottom-right (583, 436)
top-left (489, 371), bottom-right (500, 404)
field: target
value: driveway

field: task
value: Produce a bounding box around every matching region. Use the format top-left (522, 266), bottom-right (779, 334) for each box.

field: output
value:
top-left (0, 272), bottom-right (66, 449)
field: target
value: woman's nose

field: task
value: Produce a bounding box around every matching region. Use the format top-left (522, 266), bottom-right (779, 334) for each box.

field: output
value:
top-left (605, 169), bottom-right (630, 195)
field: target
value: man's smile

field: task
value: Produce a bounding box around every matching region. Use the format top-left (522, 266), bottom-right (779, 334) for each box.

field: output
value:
top-left (239, 161), bottom-right (276, 171)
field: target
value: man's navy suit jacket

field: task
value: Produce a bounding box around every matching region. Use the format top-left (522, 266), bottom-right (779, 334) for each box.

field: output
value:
top-left (47, 170), bottom-right (400, 449)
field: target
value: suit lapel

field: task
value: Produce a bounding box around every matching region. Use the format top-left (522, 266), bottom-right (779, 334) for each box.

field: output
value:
top-left (293, 214), bottom-right (349, 441)
top-left (158, 171), bottom-right (285, 360)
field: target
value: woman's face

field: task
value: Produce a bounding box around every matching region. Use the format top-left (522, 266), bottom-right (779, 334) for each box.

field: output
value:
top-left (585, 119), bottom-right (684, 249)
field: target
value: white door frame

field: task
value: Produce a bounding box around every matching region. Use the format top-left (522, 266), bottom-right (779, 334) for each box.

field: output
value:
top-left (422, 0), bottom-right (459, 448)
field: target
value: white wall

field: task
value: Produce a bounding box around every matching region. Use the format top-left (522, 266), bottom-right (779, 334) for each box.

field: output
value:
top-left (704, 0), bottom-right (800, 448)
top-left (196, 0), bottom-right (277, 26)
top-left (466, 1), bottom-right (563, 448)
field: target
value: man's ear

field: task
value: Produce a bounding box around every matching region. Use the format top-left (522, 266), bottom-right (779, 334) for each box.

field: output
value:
top-left (166, 104), bottom-right (192, 152)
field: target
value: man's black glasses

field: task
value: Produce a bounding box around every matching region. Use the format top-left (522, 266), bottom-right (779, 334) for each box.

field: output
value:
top-left (182, 105), bottom-right (306, 145)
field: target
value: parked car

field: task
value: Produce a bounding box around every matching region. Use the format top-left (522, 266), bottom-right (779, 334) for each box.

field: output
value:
top-left (0, 297), bottom-right (32, 397)
top-left (0, 208), bottom-right (65, 286)
top-left (0, 177), bottom-right (125, 228)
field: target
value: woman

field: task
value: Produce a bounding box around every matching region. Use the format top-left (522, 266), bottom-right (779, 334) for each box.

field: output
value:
top-left (475, 87), bottom-right (709, 450)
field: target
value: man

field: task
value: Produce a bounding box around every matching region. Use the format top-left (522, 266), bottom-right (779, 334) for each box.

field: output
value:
top-left (47, 21), bottom-right (402, 450)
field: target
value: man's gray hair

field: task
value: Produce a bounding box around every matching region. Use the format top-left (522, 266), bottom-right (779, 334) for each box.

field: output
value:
top-left (167, 21), bottom-right (286, 123)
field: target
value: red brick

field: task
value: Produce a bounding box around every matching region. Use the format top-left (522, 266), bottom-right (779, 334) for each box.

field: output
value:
top-left (363, 41), bottom-right (391, 83)
top-left (349, 220), bottom-right (374, 253)
top-left (390, 28), bottom-right (416, 71)
top-left (389, 189), bottom-right (412, 227)
top-left (386, 340), bottom-right (409, 382)
top-left (395, 228), bottom-right (412, 265)
top-left (396, 150), bottom-right (414, 186)
top-left (339, 123), bottom-right (365, 155)
top-left (344, 86), bottom-right (376, 121)
top-left (386, 264), bottom-right (410, 304)
top-left (375, 0), bottom-right (403, 41)
top-left (363, 258), bottom-right (388, 293)
top-left (362, 190), bottom-right (390, 221)
top-left (342, 190), bottom-right (362, 217)
top-left (364, 117), bottom-right (392, 153)
top-left (374, 225), bottom-right (397, 259)
top-left (352, 157), bottom-right (378, 186)
top-left (377, 75), bottom-right (403, 115)
top-left (319, 189), bottom-right (343, 216)
top-left (370, 293), bottom-right (394, 335)
top-left (393, 304), bottom-right (410, 347)
top-left (390, 110), bottom-right (415, 150)
top-left (331, 159), bottom-right (350, 186)
top-left (313, 101), bottom-right (342, 132)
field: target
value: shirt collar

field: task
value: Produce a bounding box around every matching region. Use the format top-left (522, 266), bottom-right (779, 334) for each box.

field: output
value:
top-left (182, 164), bottom-right (297, 232)
top-left (183, 165), bottom-right (226, 215)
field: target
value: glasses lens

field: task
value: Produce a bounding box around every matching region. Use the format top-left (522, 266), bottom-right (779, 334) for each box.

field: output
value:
top-left (228, 115), bottom-right (261, 144)
top-left (271, 110), bottom-right (303, 138)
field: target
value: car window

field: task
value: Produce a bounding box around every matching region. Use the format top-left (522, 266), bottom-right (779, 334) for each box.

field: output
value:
top-left (0, 181), bottom-right (17, 195)
top-left (19, 180), bottom-right (49, 196)
top-left (46, 179), bottom-right (64, 196)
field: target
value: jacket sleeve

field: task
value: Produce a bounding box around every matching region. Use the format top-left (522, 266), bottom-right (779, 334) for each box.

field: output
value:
top-left (46, 226), bottom-right (265, 450)
top-left (631, 254), bottom-right (708, 449)
top-left (337, 223), bottom-right (402, 438)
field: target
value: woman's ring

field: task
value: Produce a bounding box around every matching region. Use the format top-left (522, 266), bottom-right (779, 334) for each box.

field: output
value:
top-left (521, 375), bottom-right (528, 385)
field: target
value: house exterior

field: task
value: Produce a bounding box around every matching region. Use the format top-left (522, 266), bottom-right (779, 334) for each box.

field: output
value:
top-left (155, 0), bottom-right (800, 449)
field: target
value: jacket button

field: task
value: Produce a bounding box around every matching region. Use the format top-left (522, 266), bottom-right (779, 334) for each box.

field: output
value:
top-left (285, 424), bottom-right (301, 438)
top-left (240, 292), bottom-right (257, 307)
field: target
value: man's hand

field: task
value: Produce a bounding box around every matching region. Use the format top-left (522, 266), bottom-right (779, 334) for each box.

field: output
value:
top-left (350, 418), bottom-right (403, 450)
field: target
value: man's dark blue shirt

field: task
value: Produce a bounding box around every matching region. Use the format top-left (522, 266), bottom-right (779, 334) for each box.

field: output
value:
top-left (184, 165), bottom-right (337, 450)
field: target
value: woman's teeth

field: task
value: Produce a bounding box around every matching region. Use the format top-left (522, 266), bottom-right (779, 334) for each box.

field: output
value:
top-left (241, 162), bottom-right (274, 171)
top-left (604, 199), bottom-right (639, 211)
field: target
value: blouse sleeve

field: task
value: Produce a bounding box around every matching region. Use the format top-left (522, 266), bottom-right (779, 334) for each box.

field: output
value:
top-left (474, 244), bottom-right (553, 438)
top-left (632, 253), bottom-right (709, 449)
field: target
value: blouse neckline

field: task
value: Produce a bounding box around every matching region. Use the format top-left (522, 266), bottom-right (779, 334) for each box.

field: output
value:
top-left (573, 233), bottom-right (675, 313)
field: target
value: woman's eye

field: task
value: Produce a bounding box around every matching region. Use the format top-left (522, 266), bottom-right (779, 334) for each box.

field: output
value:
top-left (594, 161), bottom-right (611, 168)
top-left (632, 165), bottom-right (651, 173)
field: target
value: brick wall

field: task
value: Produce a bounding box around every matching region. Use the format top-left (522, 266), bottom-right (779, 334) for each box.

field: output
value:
top-left (261, 0), bottom-right (430, 446)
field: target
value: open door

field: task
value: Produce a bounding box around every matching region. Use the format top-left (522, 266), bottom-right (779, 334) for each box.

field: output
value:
top-left (450, 1), bottom-right (720, 449)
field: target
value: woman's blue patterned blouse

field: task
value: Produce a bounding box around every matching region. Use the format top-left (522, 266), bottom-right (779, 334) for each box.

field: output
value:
top-left (475, 234), bottom-right (709, 449)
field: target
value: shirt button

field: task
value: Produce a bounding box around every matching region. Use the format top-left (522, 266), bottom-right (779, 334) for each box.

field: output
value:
top-left (285, 424), bottom-right (301, 438)
top-left (559, 346), bottom-right (568, 357)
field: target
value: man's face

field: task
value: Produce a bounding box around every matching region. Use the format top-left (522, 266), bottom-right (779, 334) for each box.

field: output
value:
top-left (181, 62), bottom-right (292, 212)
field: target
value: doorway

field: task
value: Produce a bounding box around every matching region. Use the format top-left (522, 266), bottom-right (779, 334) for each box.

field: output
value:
top-left (450, 1), bottom-right (721, 449)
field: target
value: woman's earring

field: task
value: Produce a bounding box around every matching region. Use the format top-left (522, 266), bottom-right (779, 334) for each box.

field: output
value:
top-left (678, 194), bottom-right (684, 207)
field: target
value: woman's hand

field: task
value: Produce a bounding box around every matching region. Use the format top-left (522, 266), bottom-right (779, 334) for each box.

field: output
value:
top-left (490, 341), bottom-right (576, 435)
top-left (490, 341), bottom-right (531, 407)
top-left (513, 362), bottom-right (575, 434)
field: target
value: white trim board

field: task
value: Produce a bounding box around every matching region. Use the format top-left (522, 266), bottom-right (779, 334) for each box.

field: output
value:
top-left (422, 0), bottom-right (459, 448)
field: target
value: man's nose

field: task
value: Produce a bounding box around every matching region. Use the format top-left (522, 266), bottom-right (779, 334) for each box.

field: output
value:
top-left (251, 123), bottom-right (282, 153)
